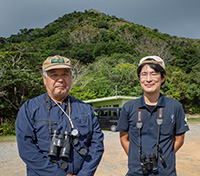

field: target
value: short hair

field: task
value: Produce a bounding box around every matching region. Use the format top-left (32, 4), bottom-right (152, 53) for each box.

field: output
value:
top-left (43, 69), bottom-right (73, 79)
top-left (43, 71), bottom-right (48, 79)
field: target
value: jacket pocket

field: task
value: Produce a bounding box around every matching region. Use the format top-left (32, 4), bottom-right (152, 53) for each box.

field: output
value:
top-left (71, 113), bottom-right (91, 137)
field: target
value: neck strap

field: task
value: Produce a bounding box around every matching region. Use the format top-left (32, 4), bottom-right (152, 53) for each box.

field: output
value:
top-left (45, 93), bottom-right (52, 134)
top-left (52, 97), bottom-right (74, 129)
top-left (137, 104), bottom-right (165, 163)
top-left (45, 94), bottom-right (74, 134)
top-left (137, 106), bottom-right (164, 128)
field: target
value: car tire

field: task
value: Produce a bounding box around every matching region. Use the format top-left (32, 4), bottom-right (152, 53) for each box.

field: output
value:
top-left (111, 125), bottom-right (117, 132)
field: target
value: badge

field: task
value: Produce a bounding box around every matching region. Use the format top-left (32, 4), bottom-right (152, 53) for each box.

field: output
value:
top-left (71, 128), bottom-right (79, 137)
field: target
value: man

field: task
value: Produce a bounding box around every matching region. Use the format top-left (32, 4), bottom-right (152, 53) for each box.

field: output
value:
top-left (15, 55), bottom-right (104, 176)
top-left (117, 56), bottom-right (189, 176)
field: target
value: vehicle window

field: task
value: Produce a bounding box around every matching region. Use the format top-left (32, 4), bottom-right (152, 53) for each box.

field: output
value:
top-left (95, 108), bottom-right (121, 118)
top-left (110, 111), bottom-right (117, 116)
top-left (94, 111), bottom-right (98, 116)
top-left (100, 110), bottom-right (108, 116)
top-left (118, 109), bottom-right (121, 116)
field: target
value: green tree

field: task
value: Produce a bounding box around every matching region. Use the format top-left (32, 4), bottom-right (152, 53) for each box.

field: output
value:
top-left (165, 66), bottom-right (189, 110)
top-left (0, 43), bottom-right (44, 122)
top-left (186, 63), bottom-right (200, 113)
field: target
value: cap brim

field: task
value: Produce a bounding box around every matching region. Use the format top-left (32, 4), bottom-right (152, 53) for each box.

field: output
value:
top-left (44, 65), bottom-right (72, 71)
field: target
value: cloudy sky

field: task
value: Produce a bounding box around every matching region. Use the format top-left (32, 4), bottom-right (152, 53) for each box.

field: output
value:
top-left (0, 0), bottom-right (200, 39)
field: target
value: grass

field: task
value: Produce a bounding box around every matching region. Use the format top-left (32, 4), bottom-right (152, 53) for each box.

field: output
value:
top-left (187, 117), bottom-right (200, 124)
top-left (0, 135), bottom-right (16, 142)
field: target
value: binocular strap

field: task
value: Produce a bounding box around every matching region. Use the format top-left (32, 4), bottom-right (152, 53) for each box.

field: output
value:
top-left (136, 104), bottom-right (165, 170)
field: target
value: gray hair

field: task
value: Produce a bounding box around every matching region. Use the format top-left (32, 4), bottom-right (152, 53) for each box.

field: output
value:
top-left (43, 71), bottom-right (48, 79)
top-left (43, 69), bottom-right (73, 79)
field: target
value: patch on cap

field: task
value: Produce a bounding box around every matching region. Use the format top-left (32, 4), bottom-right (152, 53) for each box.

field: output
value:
top-left (51, 57), bottom-right (65, 63)
top-left (42, 55), bottom-right (73, 72)
top-left (139, 55), bottom-right (165, 70)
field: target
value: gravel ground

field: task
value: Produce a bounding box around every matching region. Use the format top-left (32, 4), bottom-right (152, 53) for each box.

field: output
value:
top-left (0, 122), bottom-right (200, 176)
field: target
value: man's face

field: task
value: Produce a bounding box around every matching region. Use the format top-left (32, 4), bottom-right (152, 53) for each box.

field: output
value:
top-left (139, 64), bottom-right (165, 95)
top-left (43, 68), bottom-right (72, 101)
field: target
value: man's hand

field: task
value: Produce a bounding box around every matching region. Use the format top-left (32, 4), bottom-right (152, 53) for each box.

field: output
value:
top-left (67, 174), bottom-right (76, 176)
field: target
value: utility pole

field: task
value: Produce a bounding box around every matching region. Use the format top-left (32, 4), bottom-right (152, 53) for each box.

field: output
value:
top-left (115, 85), bottom-right (118, 97)
top-left (112, 85), bottom-right (120, 97)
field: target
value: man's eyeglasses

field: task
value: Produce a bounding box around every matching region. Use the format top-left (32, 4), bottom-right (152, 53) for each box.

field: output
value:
top-left (140, 72), bottom-right (160, 79)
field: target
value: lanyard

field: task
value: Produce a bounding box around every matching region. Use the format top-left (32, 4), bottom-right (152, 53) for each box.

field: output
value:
top-left (45, 93), bottom-right (75, 134)
top-left (52, 98), bottom-right (74, 129)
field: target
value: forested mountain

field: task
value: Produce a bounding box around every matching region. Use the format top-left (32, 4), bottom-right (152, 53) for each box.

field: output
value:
top-left (0, 9), bottom-right (200, 122)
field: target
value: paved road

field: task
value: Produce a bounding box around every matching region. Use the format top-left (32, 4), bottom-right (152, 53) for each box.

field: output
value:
top-left (0, 122), bottom-right (200, 176)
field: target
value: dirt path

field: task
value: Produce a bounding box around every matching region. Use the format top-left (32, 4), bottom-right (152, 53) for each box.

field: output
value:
top-left (0, 122), bottom-right (200, 176)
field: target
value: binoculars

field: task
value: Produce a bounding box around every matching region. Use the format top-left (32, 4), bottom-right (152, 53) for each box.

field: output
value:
top-left (140, 153), bottom-right (158, 174)
top-left (48, 130), bottom-right (71, 159)
top-left (48, 129), bottom-right (88, 170)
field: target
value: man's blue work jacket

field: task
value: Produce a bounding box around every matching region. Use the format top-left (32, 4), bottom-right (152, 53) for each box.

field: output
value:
top-left (117, 94), bottom-right (189, 176)
top-left (15, 93), bottom-right (104, 176)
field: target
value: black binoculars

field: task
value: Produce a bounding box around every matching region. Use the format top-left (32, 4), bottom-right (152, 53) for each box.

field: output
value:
top-left (48, 129), bottom-right (88, 170)
top-left (48, 130), bottom-right (71, 159)
top-left (140, 153), bottom-right (158, 174)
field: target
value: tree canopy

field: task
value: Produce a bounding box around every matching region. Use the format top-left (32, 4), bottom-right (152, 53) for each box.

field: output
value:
top-left (0, 9), bottom-right (200, 123)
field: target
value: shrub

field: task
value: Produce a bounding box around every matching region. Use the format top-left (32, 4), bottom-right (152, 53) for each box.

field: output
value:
top-left (0, 119), bottom-right (16, 136)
